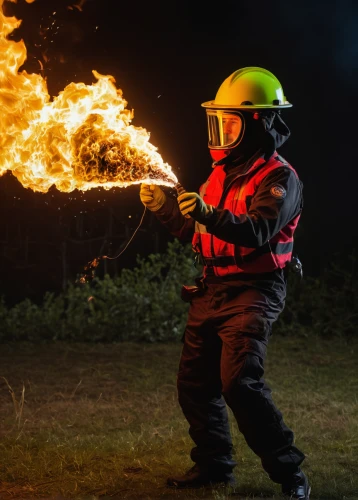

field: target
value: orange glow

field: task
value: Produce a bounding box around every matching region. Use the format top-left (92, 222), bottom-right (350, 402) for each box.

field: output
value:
top-left (0, 0), bottom-right (177, 193)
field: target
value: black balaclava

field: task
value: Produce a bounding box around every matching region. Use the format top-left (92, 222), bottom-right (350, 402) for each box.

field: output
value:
top-left (214, 110), bottom-right (291, 170)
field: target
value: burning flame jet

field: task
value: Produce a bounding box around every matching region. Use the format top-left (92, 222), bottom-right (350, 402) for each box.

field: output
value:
top-left (0, 0), bottom-right (178, 193)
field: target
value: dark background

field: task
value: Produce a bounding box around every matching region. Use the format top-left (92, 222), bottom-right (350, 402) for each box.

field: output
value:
top-left (0, 0), bottom-right (357, 304)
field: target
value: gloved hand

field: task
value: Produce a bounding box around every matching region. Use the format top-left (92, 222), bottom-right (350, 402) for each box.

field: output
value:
top-left (177, 192), bottom-right (213, 222)
top-left (140, 183), bottom-right (166, 212)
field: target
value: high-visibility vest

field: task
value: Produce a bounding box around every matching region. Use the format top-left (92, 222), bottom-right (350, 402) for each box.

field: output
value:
top-left (192, 153), bottom-right (301, 277)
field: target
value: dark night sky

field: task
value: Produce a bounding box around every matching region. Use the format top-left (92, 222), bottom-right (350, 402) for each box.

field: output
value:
top-left (0, 0), bottom-right (357, 300)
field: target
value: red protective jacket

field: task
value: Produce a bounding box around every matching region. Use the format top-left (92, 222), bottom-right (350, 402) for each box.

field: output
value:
top-left (155, 151), bottom-right (303, 278)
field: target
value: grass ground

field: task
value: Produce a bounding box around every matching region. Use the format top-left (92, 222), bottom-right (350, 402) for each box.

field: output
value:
top-left (0, 335), bottom-right (357, 499)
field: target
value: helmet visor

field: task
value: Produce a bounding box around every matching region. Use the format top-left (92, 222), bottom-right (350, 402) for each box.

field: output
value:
top-left (206, 110), bottom-right (244, 148)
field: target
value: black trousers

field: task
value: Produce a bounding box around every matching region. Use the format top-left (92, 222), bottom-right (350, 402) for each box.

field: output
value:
top-left (177, 275), bottom-right (305, 483)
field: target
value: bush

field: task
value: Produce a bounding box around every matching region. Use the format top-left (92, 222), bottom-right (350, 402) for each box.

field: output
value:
top-left (276, 252), bottom-right (358, 337)
top-left (0, 239), bottom-right (198, 342)
top-left (0, 244), bottom-right (356, 342)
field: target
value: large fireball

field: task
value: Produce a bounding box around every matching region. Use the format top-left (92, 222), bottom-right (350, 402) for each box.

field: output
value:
top-left (0, 0), bottom-right (177, 193)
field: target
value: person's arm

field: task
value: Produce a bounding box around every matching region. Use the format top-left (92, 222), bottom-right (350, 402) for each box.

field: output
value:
top-left (155, 196), bottom-right (195, 242)
top-left (204, 167), bottom-right (303, 247)
top-left (139, 184), bottom-right (195, 242)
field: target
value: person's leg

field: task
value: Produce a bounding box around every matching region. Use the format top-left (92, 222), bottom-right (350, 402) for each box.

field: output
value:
top-left (168, 291), bottom-right (236, 487)
top-left (177, 325), bottom-right (236, 475)
top-left (221, 343), bottom-right (309, 498)
top-left (222, 348), bottom-right (305, 483)
top-left (215, 282), bottom-right (306, 485)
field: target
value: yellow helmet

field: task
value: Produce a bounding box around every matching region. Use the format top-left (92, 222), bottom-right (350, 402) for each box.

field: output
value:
top-left (202, 67), bottom-right (291, 149)
top-left (202, 66), bottom-right (292, 110)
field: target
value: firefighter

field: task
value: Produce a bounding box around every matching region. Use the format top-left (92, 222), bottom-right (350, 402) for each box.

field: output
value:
top-left (140, 66), bottom-right (310, 499)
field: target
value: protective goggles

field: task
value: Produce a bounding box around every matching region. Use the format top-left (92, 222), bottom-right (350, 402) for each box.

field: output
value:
top-left (206, 110), bottom-right (245, 149)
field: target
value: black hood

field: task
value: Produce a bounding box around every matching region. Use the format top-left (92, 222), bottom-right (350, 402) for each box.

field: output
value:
top-left (259, 111), bottom-right (291, 155)
top-left (215, 111), bottom-right (291, 168)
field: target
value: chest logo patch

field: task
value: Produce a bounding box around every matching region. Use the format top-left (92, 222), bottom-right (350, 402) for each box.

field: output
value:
top-left (270, 185), bottom-right (287, 199)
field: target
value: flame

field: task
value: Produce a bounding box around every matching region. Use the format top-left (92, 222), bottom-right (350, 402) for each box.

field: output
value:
top-left (0, 0), bottom-right (177, 193)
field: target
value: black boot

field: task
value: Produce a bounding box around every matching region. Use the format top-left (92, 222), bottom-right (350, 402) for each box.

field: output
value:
top-left (282, 470), bottom-right (311, 499)
top-left (167, 464), bottom-right (236, 489)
